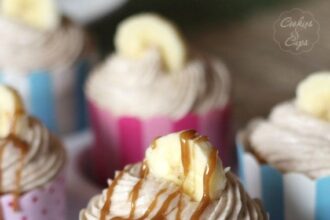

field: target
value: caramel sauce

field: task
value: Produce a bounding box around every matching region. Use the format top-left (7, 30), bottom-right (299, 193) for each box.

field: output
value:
top-left (191, 149), bottom-right (218, 220)
top-left (175, 194), bottom-right (183, 220)
top-left (100, 170), bottom-right (126, 220)
top-left (150, 137), bottom-right (160, 150)
top-left (104, 130), bottom-right (217, 220)
top-left (0, 140), bottom-right (8, 192)
top-left (150, 190), bottom-right (180, 220)
top-left (180, 130), bottom-right (197, 177)
top-left (0, 107), bottom-right (28, 212)
top-left (194, 135), bottom-right (209, 144)
top-left (137, 188), bottom-right (167, 219)
top-left (128, 163), bottom-right (149, 218)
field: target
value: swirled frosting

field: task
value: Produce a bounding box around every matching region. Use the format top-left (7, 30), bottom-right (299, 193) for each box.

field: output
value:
top-left (86, 49), bottom-right (230, 119)
top-left (0, 117), bottom-right (65, 193)
top-left (0, 17), bottom-right (84, 73)
top-left (249, 101), bottom-right (330, 179)
top-left (80, 164), bottom-right (266, 220)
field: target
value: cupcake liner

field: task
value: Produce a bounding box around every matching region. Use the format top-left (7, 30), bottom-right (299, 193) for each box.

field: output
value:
top-left (237, 131), bottom-right (330, 220)
top-left (0, 173), bottom-right (66, 220)
top-left (0, 57), bottom-right (92, 134)
top-left (88, 99), bottom-right (234, 184)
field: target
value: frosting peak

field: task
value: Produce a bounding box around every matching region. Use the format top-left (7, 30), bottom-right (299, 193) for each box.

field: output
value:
top-left (87, 49), bottom-right (230, 119)
top-left (0, 17), bottom-right (84, 73)
top-left (249, 101), bottom-right (330, 179)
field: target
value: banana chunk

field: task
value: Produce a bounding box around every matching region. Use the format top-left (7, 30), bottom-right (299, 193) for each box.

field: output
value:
top-left (1, 0), bottom-right (60, 30)
top-left (146, 130), bottom-right (227, 202)
top-left (0, 85), bottom-right (28, 138)
top-left (114, 13), bottom-right (187, 72)
top-left (296, 72), bottom-right (330, 121)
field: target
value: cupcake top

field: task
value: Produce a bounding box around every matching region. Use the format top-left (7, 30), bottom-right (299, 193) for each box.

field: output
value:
top-left (0, 0), bottom-right (85, 73)
top-left (86, 13), bottom-right (230, 119)
top-left (80, 130), bottom-right (267, 220)
top-left (0, 85), bottom-right (65, 200)
top-left (247, 72), bottom-right (330, 179)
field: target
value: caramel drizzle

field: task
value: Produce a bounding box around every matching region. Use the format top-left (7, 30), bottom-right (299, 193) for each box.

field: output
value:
top-left (137, 188), bottom-right (167, 219)
top-left (175, 130), bottom-right (199, 220)
top-left (100, 170), bottom-right (126, 220)
top-left (0, 140), bottom-right (8, 192)
top-left (101, 130), bottom-right (216, 220)
top-left (180, 130), bottom-right (197, 177)
top-left (175, 194), bottom-right (183, 220)
top-left (151, 138), bottom-right (159, 150)
top-left (111, 188), bottom-right (168, 220)
top-left (0, 108), bottom-right (28, 212)
top-left (128, 162), bottom-right (149, 218)
top-left (150, 190), bottom-right (180, 219)
top-left (191, 148), bottom-right (218, 220)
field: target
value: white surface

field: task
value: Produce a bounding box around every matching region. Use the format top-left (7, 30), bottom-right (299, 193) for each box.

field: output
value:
top-left (58, 0), bottom-right (128, 24)
top-left (64, 130), bottom-right (100, 220)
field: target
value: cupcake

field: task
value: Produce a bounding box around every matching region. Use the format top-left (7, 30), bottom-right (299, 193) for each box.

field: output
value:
top-left (0, 0), bottom-right (95, 134)
top-left (80, 130), bottom-right (267, 219)
top-left (237, 72), bottom-right (330, 220)
top-left (0, 85), bottom-right (66, 219)
top-left (86, 13), bottom-right (232, 183)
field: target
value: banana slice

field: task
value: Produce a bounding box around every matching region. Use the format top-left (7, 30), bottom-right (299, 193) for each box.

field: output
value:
top-left (114, 13), bottom-right (187, 72)
top-left (145, 130), bottom-right (227, 202)
top-left (0, 85), bottom-right (28, 138)
top-left (1, 0), bottom-right (60, 30)
top-left (296, 72), bottom-right (330, 121)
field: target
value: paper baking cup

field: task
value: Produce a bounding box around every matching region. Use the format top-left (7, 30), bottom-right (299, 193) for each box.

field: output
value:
top-left (0, 173), bottom-right (66, 220)
top-left (236, 131), bottom-right (330, 220)
top-left (0, 58), bottom-right (92, 134)
top-left (88, 99), bottom-right (234, 184)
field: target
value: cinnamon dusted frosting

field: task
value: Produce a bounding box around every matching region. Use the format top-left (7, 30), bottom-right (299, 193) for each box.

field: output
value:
top-left (248, 101), bottom-right (330, 179)
top-left (86, 49), bottom-right (230, 119)
top-left (80, 164), bottom-right (266, 220)
top-left (0, 117), bottom-right (65, 194)
top-left (0, 17), bottom-right (84, 73)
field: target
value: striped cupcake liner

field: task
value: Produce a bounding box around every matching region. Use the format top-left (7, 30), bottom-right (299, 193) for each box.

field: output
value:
top-left (0, 173), bottom-right (66, 220)
top-left (0, 58), bottom-right (92, 134)
top-left (236, 131), bottom-right (330, 220)
top-left (88, 99), bottom-right (234, 184)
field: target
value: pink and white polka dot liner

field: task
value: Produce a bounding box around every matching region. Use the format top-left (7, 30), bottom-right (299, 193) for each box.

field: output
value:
top-left (0, 174), bottom-right (66, 220)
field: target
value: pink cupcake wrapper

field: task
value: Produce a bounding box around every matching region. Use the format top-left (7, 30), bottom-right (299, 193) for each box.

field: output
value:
top-left (0, 173), bottom-right (66, 220)
top-left (88, 99), bottom-right (234, 184)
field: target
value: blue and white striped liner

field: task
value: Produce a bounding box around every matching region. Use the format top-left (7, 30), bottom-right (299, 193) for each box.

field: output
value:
top-left (237, 132), bottom-right (330, 220)
top-left (0, 58), bottom-right (91, 134)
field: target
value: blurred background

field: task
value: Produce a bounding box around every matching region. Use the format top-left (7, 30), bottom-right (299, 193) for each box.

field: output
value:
top-left (59, 0), bottom-right (330, 131)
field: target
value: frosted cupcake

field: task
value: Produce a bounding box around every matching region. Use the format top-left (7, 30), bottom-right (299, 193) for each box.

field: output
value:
top-left (80, 130), bottom-right (267, 219)
top-left (237, 72), bottom-right (330, 220)
top-left (0, 0), bottom-right (94, 134)
top-left (0, 85), bottom-right (66, 220)
top-left (86, 13), bottom-right (231, 183)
